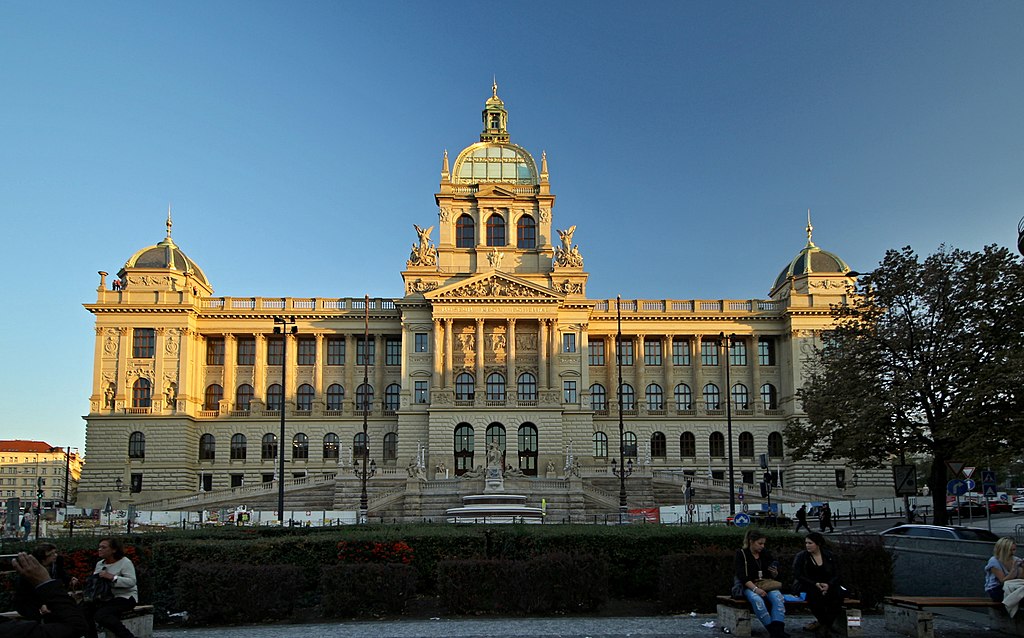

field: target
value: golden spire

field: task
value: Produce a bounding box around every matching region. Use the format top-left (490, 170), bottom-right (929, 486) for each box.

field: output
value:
top-left (166, 204), bottom-right (173, 239)
top-left (805, 209), bottom-right (815, 247)
top-left (492, 76), bottom-right (498, 99)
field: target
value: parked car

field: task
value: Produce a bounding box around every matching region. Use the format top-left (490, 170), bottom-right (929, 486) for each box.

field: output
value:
top-left (879, 524), bottom-right (999, 542)
top-left (1012, 498), bottom-right (1024, 514)
top-left (988, 500), bottom-right (1012, 514)
top-left (947, 501), bottom-right (989, 517)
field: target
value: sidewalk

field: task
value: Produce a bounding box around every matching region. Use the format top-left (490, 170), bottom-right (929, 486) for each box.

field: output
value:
top-left (152, 612), bottom-right (1004, 637)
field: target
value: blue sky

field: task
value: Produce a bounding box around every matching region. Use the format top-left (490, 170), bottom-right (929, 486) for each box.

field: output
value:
top-left (2, 2), bottom-right (1022, 452)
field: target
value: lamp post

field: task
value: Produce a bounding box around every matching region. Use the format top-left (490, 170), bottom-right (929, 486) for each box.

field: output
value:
top-left (611, 295), bottom-right (632, 521)
top-left (1018, 216), bottom-right (1024, 257)
top-left (273, 315), bottom-right (297, 525)
top-left (358, 295), bottom-right (373, 524)
top-left (50, 446), bottom-right (78, 507)
top-left (720, 332), bottom-right (737, 516)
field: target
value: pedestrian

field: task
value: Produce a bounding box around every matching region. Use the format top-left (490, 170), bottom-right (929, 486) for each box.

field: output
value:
top-left (821, 503), bottom-right (835, 533)
top-left (908, 504), bottom-right (917, 523)
top-left (20, 512), bottom-right (32, 540)
top-left (795, 505), bottom-right (811, 533)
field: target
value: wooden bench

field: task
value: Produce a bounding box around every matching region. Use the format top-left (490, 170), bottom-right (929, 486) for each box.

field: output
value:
top-left (716, 595), bottom-right (862, 637)
top-left (102, 604), bottom-right (154, 638)
top-left (883, 596), bottom-right (1021, 638)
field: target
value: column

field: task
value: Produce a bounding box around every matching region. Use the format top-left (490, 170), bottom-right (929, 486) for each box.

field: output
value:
top-left (693, 333), bottom-right (704, 409)
top-left (547, 318), bottom-right (558, 390)
top-left (750, 333), bottom-right (762, 414)
top-left (580, 322), bottom-right (589, 397)
top-left (254, 334), bottom-right (266, 403)
top-left (154, 328), bottom-right (167, 411)
top-left (344, 334), bottom-right (355, 403)
top-left (662, 335), bottom-right (672, 409)
top-left (115, 328), bottom-right (129, 404)
top-left (606, 334), bottom-right (616, 401)
top-left (92, 327), bottom-right (106, 409)
top-left (506, 318), bottom-right (516, 395)
top-left (313, 332), bottom-right (325, 397)
top-left (433, 319), bottom-right (444, 388)
top-left (283, 330), bottom-right (295, 407)
top-left (178, 328), bottom-right (193, 412)
top-left (635, 335), bottom-right (645, 391)
top-left (374, 334), bottom-right (385, 403)
top-left (444, 319), bottom-right (454, 387)
top-left (475, 319), bottom-right (485, 388)
top-left (538, 319), bottom-right (548, 389)
top-left (223, 334), bottom-right (236, 408)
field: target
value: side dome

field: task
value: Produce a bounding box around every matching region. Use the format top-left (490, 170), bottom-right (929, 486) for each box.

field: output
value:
top-left (117, 213), bottom-right (210, 288)
top-left (770, 216), bottom-right (850, 295)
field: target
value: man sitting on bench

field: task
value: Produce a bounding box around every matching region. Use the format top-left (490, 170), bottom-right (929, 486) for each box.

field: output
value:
top-left (0, 553), bottom-right (88, 638)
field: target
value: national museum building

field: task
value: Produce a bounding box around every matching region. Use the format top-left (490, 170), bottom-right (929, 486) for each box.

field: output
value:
top-left (79, 86), bottom-right (884, 517)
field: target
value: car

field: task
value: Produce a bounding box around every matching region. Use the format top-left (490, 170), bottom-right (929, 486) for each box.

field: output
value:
top-left (879, 524), bottom-right (999, 542)
top-left (947, 502), bottom-right (989, 517)
top-left (988, 500), bottom-right (1012, 514)
top-left (1012, 498), bottom-right (1024, 514)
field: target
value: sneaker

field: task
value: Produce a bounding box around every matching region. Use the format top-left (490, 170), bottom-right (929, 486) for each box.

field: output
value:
top-left (803, 621), bottom-right (820, 632)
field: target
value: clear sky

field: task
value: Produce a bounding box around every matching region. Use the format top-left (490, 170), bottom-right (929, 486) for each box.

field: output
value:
top-left (2, 2), bottom-right (1022, 453)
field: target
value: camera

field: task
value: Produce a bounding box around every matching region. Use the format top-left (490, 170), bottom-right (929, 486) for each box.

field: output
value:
top-left (0, 554), bottom-right (19, 572)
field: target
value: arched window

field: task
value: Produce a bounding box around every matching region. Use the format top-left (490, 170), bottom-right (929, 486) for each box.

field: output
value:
top-left (651, 432), bottom-right (667, 458)
top-left (199, 433), bottom-right (216, 460)
top-left (709, 432), bottom-right (725, 458)
top-left (204, 384), bottom-right (223, 411)
top-left (703, 383), bottom-right (721, 410)
top-left (356, 383), bottom-right (373, 412)
top-left (383, 432), bottom-right (398, 461)
top-left (486, 373), bottom-right (506, 401)
top-left (486, 213), bottom-right (506, 246)
top-left (261, 433), bottom-right (277, 460)
top-left (486, 423), bottom-right (506, 456)
top-left (230, 433), bottom-right (247, 460)
top-left (768, 432), bottom-right (784, 458)
top-left (296, 384), bottom-right (314, 411)
top-left (646, 383), bottom-right (664, 410)
top-left (236, 384), bottom-right (254, 411)
top-left (292, 433), bottom-right (309, 459)
top-left (454, 423), bottom-right (474, 475)
top-left (590, 383), bottom-right (607, 410)
top-left (680, 432), bottom-right (696, 458)
top-left (593, 431), bottom-right (608, 458)
top-left (266, 384), bottom-right (283, 411)
top-left (517, 214), bottom-right (536, 248)
top-left (675, 383), bottom-right (693, 410)
top-left (456, 214), bottom-right (475, 248)
top-left (732, 383), bottom-right (749, 410)
top-left (384, 383), bottom-right (401, 411)
top-left (738, 431), bottom-right (754, 458)
top-left (518, 423), bottom-right (538, 475)
top-left (128, 431), bottom-right (145, 459)
top-left (326, 384), bottom-right (345, 410)
top-left (455, 373), bottom-right (475, 401)
top-left (353, 432), bottom-right (368, 460)
top-left (623, 431), bottom-right (638, 458)
top-left (323, 433), bottom-right (339, 460)
top-left (517, 372), bottom-right (537, 402)
top-left (619, 383), bottom-right (635, 410)
top-left (761, 383), bottom-right (778, 410)
top-left (132, 379), bottom-right (152, 408)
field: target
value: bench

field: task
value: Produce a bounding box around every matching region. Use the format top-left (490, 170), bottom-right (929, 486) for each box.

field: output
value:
top-left (716, 595), bottom-right (862, 637)
top-left (102, 604), bottom-right (154, 638)
top-left (883, 596), bottom-right (1022, 638)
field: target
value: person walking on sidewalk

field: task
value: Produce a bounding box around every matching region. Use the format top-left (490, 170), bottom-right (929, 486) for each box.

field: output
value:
top-left (794, 505), bottom-right (811, 533)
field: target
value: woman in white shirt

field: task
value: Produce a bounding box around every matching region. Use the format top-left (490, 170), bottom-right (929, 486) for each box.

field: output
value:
top-left (84, 537), bottom-right (138, 638)
top-left (985, 537), bottom-right (1022, 602)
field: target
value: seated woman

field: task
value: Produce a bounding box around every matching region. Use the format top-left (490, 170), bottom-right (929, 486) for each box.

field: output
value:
top-left (84, 537), bottom-right (139, 638)
top-left (792, 532), bottom-right (843, 638)
top-left (734, 528), bottom-right (787, 638)
top-left (985, 537), bottom-right (1022, 602)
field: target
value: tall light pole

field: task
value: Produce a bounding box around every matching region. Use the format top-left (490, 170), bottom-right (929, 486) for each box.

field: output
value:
top-left (273, 316), bottom-right (297, 525)
top-left (721, 332), bottom-right (736, 516)
top-left (611, 296), bottom-right (632, 521)
top-left (358, 295), bottom-right (375, 524)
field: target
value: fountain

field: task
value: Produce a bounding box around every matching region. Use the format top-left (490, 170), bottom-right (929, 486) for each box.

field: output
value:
top-left (445, 442), bottom-right (545, 523)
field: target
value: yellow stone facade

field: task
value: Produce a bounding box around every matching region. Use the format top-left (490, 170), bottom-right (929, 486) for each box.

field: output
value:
top-left (79, 85), bottom-right (885, 515)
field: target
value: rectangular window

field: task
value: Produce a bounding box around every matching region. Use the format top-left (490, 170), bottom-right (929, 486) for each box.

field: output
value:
top-left (356, 337), bottom-right (375, 366)
top-left (297, 337), bottom-right (315, 366)
top-left (414, 380), bottom-right (429, 404)
top-left (236, 337), bottom-right (256, 365)
top-left (588, 339), bottom-right (605, 366)
top-left (563, 381), bottom-right (577, 404)
top-left (700, 339), bottom-right (719, 366)
top-left (326, 337), bottom-right (345, 365)
top-left (132, 328), bottom-right (155, 358)
top-left (617, 339), bottom-right (634, 366)
top-left (230, 474), bottom-right (244, 488)
top-left (130, 473), bottom-right (143, 493)
top-left (206, 337), bottom-right (225, 366)
top-left (385, 336), bottom-right (401, 365)
top-left (758, 337), bottom-right (777, 366)
top-left (262, 473), bottom-right (274, 484)
top-left (672, 337), bottom-right (690, 365)
top-left (729, 339), bottom-right (747, 366)
top-left (643, 338), bottom-right (662, 365)
top-left (267, 337), bottom-right (283, 366)
top-left (415, 333), bottom-right (429, 353)
top-left (562, 333), bottom-right (576, 353)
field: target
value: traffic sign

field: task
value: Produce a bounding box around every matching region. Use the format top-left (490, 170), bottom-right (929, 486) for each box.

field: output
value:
top-left (893, 465), bottom-right (917, 496)
top-left (966, 479), bottom-right (976, 491)
top-left (963, 467), bottom-right (976, 479)
top-left (947, 479), bottom-right (968, 496)
top-left (982, 470), bottom-right (996, 485)
top-left (983, 485), bottom-right (998, 498)
top-left (733, 512), bottom-right (751, 527)
top-left (945, 461), bottom-right (966, 477)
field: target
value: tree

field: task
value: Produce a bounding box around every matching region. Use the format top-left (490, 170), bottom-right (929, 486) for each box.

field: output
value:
top-left (787, 245), bottom-right (1024, 525)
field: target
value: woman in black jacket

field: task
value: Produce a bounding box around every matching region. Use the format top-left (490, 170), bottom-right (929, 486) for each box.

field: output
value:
top-left (792, 532), bottom-right (843, 638)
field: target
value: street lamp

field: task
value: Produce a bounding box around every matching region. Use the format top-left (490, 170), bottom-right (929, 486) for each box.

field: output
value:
top-left (613, 295), bottom-right (631, 520)
top-left (720, 332), bottom-right (737, 516)
top-left (1018, 217), bottom-right (1024, 257)
top-left (358, 295), bottom-right (372, 524)
top-left (273, 315), bottom-right (297, 525)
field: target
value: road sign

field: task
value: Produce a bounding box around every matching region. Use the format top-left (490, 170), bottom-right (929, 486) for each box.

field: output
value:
top-left (966, 479), bottom-right (976, 491)
top-left (984, 484), bottom-right (998, 498)
top-left (947, 479), bottom-right (968, 496)
top-left (893, 465), bottom-right (917, 496)
top-left (982, 470), bottom-right (996, 484)
top-left (945, 461), bottom-right (966, 477)
top-left (733, 512), bottom-right (750, 527)
top-left (687, 503), bottom-right (695, 512)
top-left (963, 467), bottom-right (976, 479)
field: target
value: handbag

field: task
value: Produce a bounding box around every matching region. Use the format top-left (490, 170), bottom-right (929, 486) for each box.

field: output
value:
top-left (754, 578), bottom-right (783, 591)
top-left (82, 574), bottom-right (114, 603)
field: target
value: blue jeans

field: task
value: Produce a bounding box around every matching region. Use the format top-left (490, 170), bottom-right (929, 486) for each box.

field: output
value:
top-left (743, 587), bottom-right (786, 628)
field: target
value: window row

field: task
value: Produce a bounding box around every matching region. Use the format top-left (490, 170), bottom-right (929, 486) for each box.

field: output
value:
top-left (587, 382), bottom-right (779, 411)
top-left (200, 383), bottom-right (401, 411)
top-left (131, 431), bottom-right (400, 462)
top-left (455, 213), bottom-right (537, 249)
top-left (206, 335), bottom-right (408, 366)
top-left (587, 337), bottom-right (777, 366)
top-left (592, 431), bottom-right (784, 459)
top-left (454, 372), bottom-right (537, 401)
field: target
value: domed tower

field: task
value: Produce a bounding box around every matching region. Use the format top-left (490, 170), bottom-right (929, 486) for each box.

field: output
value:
top-left (769, 212), bottom-right (851, 301)
top-left (114, 210), bottom-right (213, 298)
top-left (402, 82), bottom-right (587, 297)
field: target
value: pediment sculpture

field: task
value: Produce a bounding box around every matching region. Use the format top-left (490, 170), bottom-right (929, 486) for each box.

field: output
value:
top-left (436, 275), bottom-right (546, 299)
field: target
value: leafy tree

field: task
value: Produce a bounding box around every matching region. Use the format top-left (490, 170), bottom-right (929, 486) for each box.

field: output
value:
top-left (787, 245), bottom-right (1024, 525)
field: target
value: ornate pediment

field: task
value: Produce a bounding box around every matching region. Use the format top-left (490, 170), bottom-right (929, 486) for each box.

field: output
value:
top-left (476, 184), bottom-right (517, 199)
top-left (427, 273), bottom-right (563, 301)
